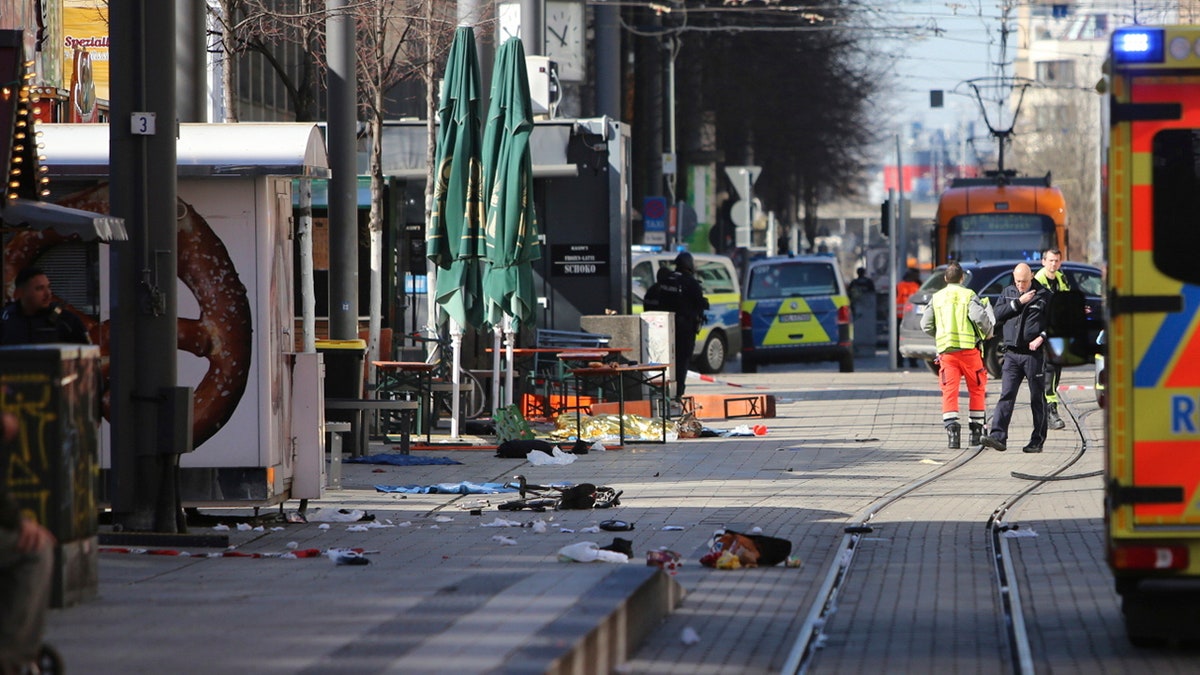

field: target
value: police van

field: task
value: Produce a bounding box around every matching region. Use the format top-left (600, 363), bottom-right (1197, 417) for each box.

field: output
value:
top-left (739, 255), bottom-right (854, 373)
top-left (631, 251), bottom-right (741, 373)
top-left (1103, 25), bottom-right (1200, 645)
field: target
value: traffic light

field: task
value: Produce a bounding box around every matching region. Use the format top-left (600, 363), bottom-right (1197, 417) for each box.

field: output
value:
top-left (880, 199), bottom-right (892, 237)
top-left (0, 30), bottom-right (47, 208)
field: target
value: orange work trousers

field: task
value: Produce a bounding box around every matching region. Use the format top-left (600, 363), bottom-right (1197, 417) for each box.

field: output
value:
top-left (938, 348), bottom-right (986, 415)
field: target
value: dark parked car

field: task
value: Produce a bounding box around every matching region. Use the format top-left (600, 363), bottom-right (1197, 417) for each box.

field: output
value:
top-left (898, 260), bottom-right (1105, 378)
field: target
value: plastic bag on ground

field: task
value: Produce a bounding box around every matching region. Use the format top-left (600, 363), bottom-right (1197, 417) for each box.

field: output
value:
top-left (527, 446), bottom-right (578, 466)
top-left (557, 541), bottom-right (628, 563)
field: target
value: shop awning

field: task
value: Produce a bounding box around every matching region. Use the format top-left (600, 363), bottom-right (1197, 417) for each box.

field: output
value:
top-left (38, 123), bottom-right (331, 178)
top-left (1, 197), bottom-right (127, 241)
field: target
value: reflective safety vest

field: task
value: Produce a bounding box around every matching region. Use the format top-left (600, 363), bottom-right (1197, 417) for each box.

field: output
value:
top-left (927, 283), bottom-right (981, 353)
top-left (1034, 267), bottom-right (1070, 292)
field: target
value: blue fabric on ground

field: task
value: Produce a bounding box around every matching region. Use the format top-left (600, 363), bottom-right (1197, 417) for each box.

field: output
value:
top-left (346, 454), bottom-right (462, 466)
top-left (373, 482), bottom-right (517, 494)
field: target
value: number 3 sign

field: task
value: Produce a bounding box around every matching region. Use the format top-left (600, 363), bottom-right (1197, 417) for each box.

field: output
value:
top-left (130, 112), bottom-right (156, 135)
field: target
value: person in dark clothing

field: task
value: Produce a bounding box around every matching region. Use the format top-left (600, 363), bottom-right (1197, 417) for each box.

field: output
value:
top-left (1034, 248), bottom-right (1075, 431)
top-left (0, 410), bottom-right (56, 673)
top-left (848, 266), bottom-right (875, 301)
top-left (981, 263), bottom-right (1052, 453)
top-left (646, 252), bottom-right (709, 401)
top-left (0, 267), bottom-right (90, 345)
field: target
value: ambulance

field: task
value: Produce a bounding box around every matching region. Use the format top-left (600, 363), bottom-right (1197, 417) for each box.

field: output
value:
top-left (1105, 25), bottom-right (1200, 645)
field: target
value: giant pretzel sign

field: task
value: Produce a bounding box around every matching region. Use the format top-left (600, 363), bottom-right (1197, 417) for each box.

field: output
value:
top-left (2, 184), bottom-right (254, 448)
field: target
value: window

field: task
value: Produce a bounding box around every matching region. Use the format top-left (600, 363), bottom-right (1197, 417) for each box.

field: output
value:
top-left (696, 260), bottom-right (735, 294)
top-left (748, 262), bottom-right (837, 299)
top-left (1036, 60), bottom-right (1075, 84)
top-left (1064, 269), bottom-right (1103, 296)
top-left (979, 272), bottom-right (1013, 298)
top-left (1152, 129), bottom-right (1200, 284)
top-left (631, 261), bottom-right (654, 304)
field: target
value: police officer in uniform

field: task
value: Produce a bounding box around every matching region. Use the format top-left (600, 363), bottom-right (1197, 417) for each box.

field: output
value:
top-left (0, 267), bottom-right (90, 345)
top-left (645, 252), bottom-right (709, 402)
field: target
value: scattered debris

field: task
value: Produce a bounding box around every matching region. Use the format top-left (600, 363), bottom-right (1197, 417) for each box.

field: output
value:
top-left (327, 548), bottom-right (370, 566)
top-left (646, 548), bottom-right (681, 575)
top-left (527, 446), bottom-right (579, 466)
top-left (700, 529), bottom-right (793, 569)
top-left (307, 508), bottom-right (372, 523)
top-left (557, 541), bottom-right (628, 563)
top-left (481, 518), bottom-right (524, 528)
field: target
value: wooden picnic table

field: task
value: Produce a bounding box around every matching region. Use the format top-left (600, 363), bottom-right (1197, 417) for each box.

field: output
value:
top-left (566, 363), bottom-right (672, 444)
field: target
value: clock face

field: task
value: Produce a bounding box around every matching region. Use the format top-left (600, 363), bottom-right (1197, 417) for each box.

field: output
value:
top-left (498, 2), bottom-right (521, 42)
top-left (545, 1), bottom-right (585, 81)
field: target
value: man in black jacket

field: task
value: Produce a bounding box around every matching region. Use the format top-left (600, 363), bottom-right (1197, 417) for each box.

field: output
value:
top-left (0, 267), bottom-right (90, 345)
top-left (0, 411), bottom-right (56, 673)
top-left (981, 263), bottom-right (1052, 453)
top-left (645, 252), bottom-right (709, 401)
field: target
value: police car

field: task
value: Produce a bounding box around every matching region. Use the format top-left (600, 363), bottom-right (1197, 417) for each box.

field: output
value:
top-left (739, 255), bottom-right (854, 373)
top-left (632, 251), bottom-right (741, 374)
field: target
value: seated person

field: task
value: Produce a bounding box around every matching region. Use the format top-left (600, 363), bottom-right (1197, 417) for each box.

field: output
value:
top-left (0, 411), bottom-right (56, 674)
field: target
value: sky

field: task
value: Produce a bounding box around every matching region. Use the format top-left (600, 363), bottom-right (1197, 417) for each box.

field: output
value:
top-left (876, 0), bottom-right (1010, 133)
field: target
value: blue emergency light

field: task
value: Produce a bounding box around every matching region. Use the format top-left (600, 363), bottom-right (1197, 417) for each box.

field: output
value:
top-left (1113, 28), bottom-right (1164, 64)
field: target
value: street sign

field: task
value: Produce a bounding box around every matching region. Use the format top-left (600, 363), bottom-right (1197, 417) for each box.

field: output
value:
top-left (643, 196), bottom-right (667, 245)
top-left (724, 166), bottom-right (761, 246)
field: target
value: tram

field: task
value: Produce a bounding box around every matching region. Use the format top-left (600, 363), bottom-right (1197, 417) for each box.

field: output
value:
top-left (933, 174), bottom-right (1067, 265)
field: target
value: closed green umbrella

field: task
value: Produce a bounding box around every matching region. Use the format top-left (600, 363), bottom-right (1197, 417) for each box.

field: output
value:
top-left (482, 38), bottom-right (541, 407)
top-left (427, 26), bottom-right (485, 437)
top-left (428, 26), bottom-right (486, 331)
top-left (481, 37), bottom-right (541, 331)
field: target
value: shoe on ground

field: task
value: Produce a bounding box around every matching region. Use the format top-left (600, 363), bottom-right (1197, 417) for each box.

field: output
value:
top-left (946, 422), bottom-right (961, 449)
top-left (1022, 445), bottom-right (1043, 453)
top-left (981, 436), bottom-right (1007, 452)
top-left (969, 423), bottom-right (984, 447)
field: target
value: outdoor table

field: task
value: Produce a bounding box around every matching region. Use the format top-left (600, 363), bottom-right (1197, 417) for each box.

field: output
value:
top-left (567, 363), bottom-right (671, 445)
top-left (324, 398), bottom-right (419, 456)
top-left (373, 361), bottom-right (438, 442)
top-left (484, 347), bottom-right (630, 414)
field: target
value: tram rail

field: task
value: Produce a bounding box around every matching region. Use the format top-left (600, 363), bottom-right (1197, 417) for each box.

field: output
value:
top-left (780, 388), bottom-right (1096, 675)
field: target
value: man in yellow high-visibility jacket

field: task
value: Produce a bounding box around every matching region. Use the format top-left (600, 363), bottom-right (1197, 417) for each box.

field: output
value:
top-left (1033, 248), bottom-right (1071, 430)
top-left (920, 261), bottom-right (994, 448)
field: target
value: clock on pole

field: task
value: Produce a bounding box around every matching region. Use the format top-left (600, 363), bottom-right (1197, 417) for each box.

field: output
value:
top-left (545, 1), bottom-right (585, 81)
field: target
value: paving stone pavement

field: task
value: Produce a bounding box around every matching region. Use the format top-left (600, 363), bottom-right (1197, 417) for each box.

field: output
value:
top-left (39, 354), bottom-right (1200, 673)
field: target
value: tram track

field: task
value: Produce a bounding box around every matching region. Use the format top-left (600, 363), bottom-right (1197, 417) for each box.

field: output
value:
top-left (780, 387), bottom-right (1098, 675)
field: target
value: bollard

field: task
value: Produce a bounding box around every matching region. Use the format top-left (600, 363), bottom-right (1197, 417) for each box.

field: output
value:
top-left (325, 422), bottom-right (351, 489)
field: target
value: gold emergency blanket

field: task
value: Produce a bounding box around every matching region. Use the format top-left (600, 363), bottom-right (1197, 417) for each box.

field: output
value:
top-left (549, 413), bottom-right (677, 442)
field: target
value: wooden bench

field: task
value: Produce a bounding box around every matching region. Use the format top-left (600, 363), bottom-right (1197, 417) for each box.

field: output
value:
top-left (325, 399), bottom-right (419, 456)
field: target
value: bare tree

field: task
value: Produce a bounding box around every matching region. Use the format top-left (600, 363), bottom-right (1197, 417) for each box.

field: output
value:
top-left (1007, 82), bottom-right (1103, 263)
top-left (209, 0), bottom-right (457, 375)
top-left (668, 0), bottom-right (890, 252)
top-left (208, 0), bottom-right (325, 121)
top-left (352, 0), bottom-right (454, 378)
